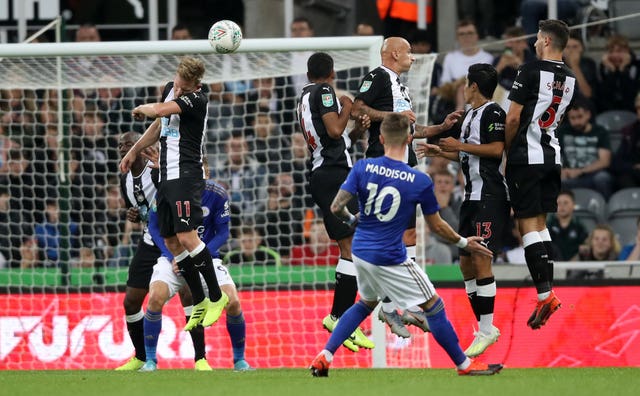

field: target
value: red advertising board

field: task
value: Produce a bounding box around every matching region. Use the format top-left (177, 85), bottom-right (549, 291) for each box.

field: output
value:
top-left (1, 286), bottom-right (640, 369)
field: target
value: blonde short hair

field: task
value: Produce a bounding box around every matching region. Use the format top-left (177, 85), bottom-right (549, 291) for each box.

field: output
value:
top-left (176, 56), bottom-right (205, 84)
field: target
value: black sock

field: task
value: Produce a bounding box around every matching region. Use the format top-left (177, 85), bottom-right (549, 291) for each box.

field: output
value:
top-left (475, 276), bottom-right (495, 317)
top-left (177, 255), bottom-right (206, 304)
top-left (190, 248), bottom-right (222, 301)
top-left (186, 316), bottom-right (206, 361)
top-left (127, 318), bottom-right (146, 361)
top-left (543, 241), bottom-right (555, 286)
top-left (330, 272), bottom-right (358, 318)
top-left (525, 242), bottom-right (551, 294)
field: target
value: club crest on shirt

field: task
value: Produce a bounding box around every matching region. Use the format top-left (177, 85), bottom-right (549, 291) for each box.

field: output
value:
top-left (322, 94), bottom-right (334, 107)
top-left (360, 80), bottom-right (372, 92)
top-left (202, 206), bottom-right (210, 217)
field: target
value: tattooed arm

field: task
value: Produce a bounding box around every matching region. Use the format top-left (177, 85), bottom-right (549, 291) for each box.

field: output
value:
top-left (330, 189), bottom-right (357, 226)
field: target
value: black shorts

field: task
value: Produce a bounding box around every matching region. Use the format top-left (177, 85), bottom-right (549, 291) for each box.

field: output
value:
top-left (156, 178), bottom-right (204, 237)
top-left (458, 200), bottom-right (510, 257)
top-left (126, 239), bottom-right (162, 289)
top-left (310, 166), bottom-right (358, 241)
top-left (506, 164), bottom-right (561, 219)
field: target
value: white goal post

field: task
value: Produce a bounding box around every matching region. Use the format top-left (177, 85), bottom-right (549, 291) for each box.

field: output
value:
top-left (0, 36), bottom-right (439, 370)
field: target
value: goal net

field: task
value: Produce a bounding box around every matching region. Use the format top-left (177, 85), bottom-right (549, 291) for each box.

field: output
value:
top-left (0, 37), bottom-right (440, 370)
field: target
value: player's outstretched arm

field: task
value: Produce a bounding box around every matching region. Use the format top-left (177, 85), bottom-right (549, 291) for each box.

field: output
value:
top-left (119, 119), bottom-right (161, 173)
top-left (330, 189), bottom-right (358, 227)
top-left (351, 98), bottom-right (410, 123)
top-left (413, 110), bottom-right (463, 139)
top-left (349, 114), bottom-right (371, 142)
top-left (440, 138), bottom-right (504, 159)
top-left (424, 212), bottom-right (492, 258)
top-left (414, 141), bottom-right (459, 161)
top-left (132, 101), bottom-right (182, 120)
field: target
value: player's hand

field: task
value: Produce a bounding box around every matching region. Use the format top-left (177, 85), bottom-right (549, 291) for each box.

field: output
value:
top-left (400, 110), bottom-right (417, 124)
top-left (354, 114), bottom-right (371, 130)
top-left (442, 110), bottom-right (464, 129)
top-left (438, 136), bottom-right (460, 152)
top-left (414, 141), bottom-right (442, 158)
top-left (132, 106), bottom-right (146, 121)
top-left (141, 146), bottom-right (159, 168)
top-left (119, 150), bottom-right (136, 173)
top-left (126, 207), bottom-right (141, 223)
top-left (464, 236), bottom-right (493, 258)
top-left (171, 259), bottom-right (182, 275)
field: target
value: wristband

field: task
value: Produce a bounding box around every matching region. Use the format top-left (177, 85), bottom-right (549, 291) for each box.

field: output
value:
top-left (455, 237), bottom-right (468, 249)
top-left (345, 213), bottom-right (357, 227)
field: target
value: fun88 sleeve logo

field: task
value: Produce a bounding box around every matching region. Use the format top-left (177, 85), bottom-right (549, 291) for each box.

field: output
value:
top-left (160, 117), bottom-right (180, 138)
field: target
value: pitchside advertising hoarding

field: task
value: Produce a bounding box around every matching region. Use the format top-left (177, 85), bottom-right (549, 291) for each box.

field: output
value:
top-left (1, 286), bottom-right (640, 369)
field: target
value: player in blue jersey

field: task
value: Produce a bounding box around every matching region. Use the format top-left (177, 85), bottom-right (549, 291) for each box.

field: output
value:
top-left (309, 113), bottom-right (503, 377)
top-left (137, 163), bottom-right (253, 372)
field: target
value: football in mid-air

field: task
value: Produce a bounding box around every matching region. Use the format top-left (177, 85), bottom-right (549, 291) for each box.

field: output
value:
top-left (208, 20), bottom-right (242, 54)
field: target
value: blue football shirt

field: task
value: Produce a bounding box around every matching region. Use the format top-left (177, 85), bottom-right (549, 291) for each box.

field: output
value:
top-left (341, 156), bottom-right (439, 265)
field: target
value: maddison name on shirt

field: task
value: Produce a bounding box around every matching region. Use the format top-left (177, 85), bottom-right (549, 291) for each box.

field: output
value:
top-left (365, 163), bottom-right (415, 182)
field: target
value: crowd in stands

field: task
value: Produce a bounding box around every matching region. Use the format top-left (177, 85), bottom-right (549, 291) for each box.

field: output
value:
top-left (1, 10), bottom-right (639, 274)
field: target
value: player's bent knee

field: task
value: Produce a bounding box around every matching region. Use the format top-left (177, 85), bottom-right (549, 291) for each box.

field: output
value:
top-left (148, 282), bottom-right (170, 312)
top-left (226, 300), bottom-right (241, 316)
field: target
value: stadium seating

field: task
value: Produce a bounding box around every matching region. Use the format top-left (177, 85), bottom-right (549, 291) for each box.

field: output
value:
top-left (595, 110), bottom-right (637, 133)
top-left (572, 188), bottom-right (606, 233)
top-left (607, 188), bottom-right (640, 245)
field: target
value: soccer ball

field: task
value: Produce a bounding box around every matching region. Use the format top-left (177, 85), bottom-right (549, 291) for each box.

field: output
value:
top-left (208, 20), bottom-right (242, 54)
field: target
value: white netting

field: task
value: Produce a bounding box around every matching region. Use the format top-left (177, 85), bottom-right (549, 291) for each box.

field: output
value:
top-left (0, 40), bottom-right (437, 369)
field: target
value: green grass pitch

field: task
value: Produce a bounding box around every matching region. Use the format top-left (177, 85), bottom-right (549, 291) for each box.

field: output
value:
top-left (2, 368), bottom-right (639, 396)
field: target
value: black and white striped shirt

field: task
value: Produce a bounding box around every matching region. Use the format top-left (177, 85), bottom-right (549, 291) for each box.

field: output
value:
top-left (120, 163), bottom-right (158, 246)
top-left (297, 82), bottom-right (352, 171)
top-left (458, 102), bottom-right (509, 201)
top-left (159, 82), bottom-right (207, 181)
top-left (356, 65), bottom-right (416, 165)
top-left (508, 60), bottom-right (576, 166)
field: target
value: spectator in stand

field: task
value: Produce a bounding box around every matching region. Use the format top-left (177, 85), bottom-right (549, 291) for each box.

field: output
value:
top-left (248, 110), bottom-right (291, 174)
top-left (355, 23), bottom-right (374, 36)
top-left (619, 217), bottom-right (640, 261)
top-left (410, 29), bottom-right (442, 97)
top-left (171, 24), bottom-right (192, 40)
top-left (290, 220), bottom-right (340, 266)
top-left (0, 186), bottom-right (28, 268)
top-left (611, 93), bottom-right (640, 190)
top-left (570, 224), bottom-right (621, 279)
top-left (492, 26), bottom-right (536, 110)
top-left (440, 20), bottom-right (494, 85)
top-left (288, 17), bottom-right (315, 95)
top-left (34, 199), bottom-right (80, 267)
top-left (255, 172), bottom-right (305, 258)
top-left (223, 226), bottom-right (281, 266)
top-left (246, 77), bottom-right (297, 135)
top-left (0, 124), bottom-right (19, 175)
top-left (563, 31), bottom-right (598, 108)
top-left (546, 190), bottom-right (589, 261)
top-left (421, 222), bottom-right (453, 266)
top-left (558, 98), bottom-right (613, 199)
top-left (1, 148), bottom-right (48, 225)
top-left (75, 24), bottom-right (101, 42)
top-left (432, 170), bottom-right (463, 261)
top-left (212, 131), bottom-right (267, 219)
top-left (19, 237), bottom-right (39, 269)
top-left (596, 34), bottom-right (640, 113)
top-left (0, 87), bottom-right (38, 148)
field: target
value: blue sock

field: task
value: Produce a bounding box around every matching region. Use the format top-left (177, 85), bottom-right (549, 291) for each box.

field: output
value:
top-left (424, 298), bottom-right (467, 366)
top-left (325, 301), bottom-right (373, 354)
top-left (143, 309), bottom-right (162, 363)
top-left (226, 312), bottom-right (246, 363)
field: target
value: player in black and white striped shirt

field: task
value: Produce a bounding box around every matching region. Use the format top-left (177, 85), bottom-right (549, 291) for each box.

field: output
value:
top-left (420, 64), bottom-right (509, 357)
top-left (115, 131), bottom-right (207, 371)
top-left (505, 20), bottom-right (576, 330)
top-left (120, 57), bottom-right (227, 332)
top-left (351, 37), bottom-right (462, 335)
top-left (297, 52), bottom-right (373, 352)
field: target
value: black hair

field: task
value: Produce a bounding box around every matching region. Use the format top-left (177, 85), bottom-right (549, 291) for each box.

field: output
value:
top-left (539, 19), bottom-right (570, 51)
top-left (467, 63), bottom-right (498, 99)
top-left (307, 52), bottom-right (334, 80)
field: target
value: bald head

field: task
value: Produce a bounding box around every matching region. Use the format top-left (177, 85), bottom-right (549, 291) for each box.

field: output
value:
top-left (381, 37), bottom-right (414, 74)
